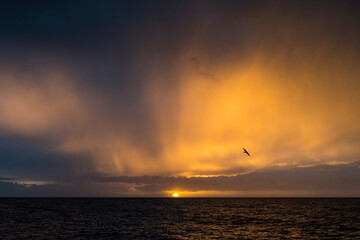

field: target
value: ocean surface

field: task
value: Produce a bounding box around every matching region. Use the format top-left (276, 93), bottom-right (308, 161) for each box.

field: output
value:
top-left (0, 198), bottom-right (359, 239)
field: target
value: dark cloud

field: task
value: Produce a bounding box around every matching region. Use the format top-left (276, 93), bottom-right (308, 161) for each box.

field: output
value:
top-left (188, 57), bottom-right (220, 82)
top-left (0, 133), bottom-right (93, 182)
top-left (0, 1), bottom-right (359, 196)
top-left (89, 162), bottom-right (360, 196)
top-left (0, 177), bottom-right (144, 197)
top-left (2, 162), bottom-right (359, 196)
top-left (0, 181), bottom-right (65, 197)
top-left (0, 177), bottom-right (16, 181)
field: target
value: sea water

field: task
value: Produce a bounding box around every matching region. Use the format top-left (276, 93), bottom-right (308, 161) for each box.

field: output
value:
top-left (1, 198), bottom-right (359, 239)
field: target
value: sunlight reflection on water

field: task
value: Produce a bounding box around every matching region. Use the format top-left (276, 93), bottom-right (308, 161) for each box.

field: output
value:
top-left (1, 198), bottom-right (359, 239)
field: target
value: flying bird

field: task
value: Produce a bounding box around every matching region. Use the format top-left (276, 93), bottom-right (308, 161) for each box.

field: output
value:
top-left (243, 148), bottom-right (250, 156)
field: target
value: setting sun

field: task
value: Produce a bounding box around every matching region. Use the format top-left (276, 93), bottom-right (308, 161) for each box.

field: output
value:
top-left (172, 193), bottom-right (179, 197)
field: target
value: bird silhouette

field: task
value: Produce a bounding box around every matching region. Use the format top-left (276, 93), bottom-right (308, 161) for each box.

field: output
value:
top-left (243, 148), bottom-right (250, 156)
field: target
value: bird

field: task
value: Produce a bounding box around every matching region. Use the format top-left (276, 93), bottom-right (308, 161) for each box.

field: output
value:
top-left (243, 148), bottom-right (250, 156)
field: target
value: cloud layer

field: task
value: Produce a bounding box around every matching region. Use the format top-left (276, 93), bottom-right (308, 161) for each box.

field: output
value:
top-left (0, 1), bottom-right (360, 196)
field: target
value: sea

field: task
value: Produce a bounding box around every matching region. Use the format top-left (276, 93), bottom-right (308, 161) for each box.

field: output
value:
top-left (1, 198), bottom-right (359, 239)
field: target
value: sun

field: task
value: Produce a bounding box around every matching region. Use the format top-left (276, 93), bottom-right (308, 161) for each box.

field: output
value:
top-left (172, 193), bottom-right (179, 197)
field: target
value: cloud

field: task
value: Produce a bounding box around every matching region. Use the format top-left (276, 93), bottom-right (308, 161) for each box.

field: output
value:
top-left (0, 176), bottom-right (151, 197)
top-left (1, 162), bottom-right (359, 197)
top-left (0, 132), bottom-right (94, 182)
top-left (0, 180), bottom-right (64, 197)
top-left (0, 177), bottom-right (16, 181)
top-left (88, 162), bottom-right (360, 196)
top-left (188, 57), bottom-right (220, 82)
top-left (0, 1), bottom-right (359, 196)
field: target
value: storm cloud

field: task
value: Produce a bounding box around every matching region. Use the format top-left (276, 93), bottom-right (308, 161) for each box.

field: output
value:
top-left (87, 162), bottom-right (360, 196)
top-left (1, 0), bottom-right (360, 196)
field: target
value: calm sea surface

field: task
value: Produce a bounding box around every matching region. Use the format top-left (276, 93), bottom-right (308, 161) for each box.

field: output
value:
top-left (0, 198), bottom-right (359, 239)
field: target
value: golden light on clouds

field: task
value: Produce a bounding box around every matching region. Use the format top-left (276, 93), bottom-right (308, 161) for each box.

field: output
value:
top-left (1, 51), bottom-right (360, 180)
top-left (0, 1), bottom-right (359, 197)
top-left (0, 73), bottom-right (84, 135)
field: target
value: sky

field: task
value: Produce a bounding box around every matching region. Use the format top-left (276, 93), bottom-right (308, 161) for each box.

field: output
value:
top-left (0, 0), bottom-right (360, 197)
